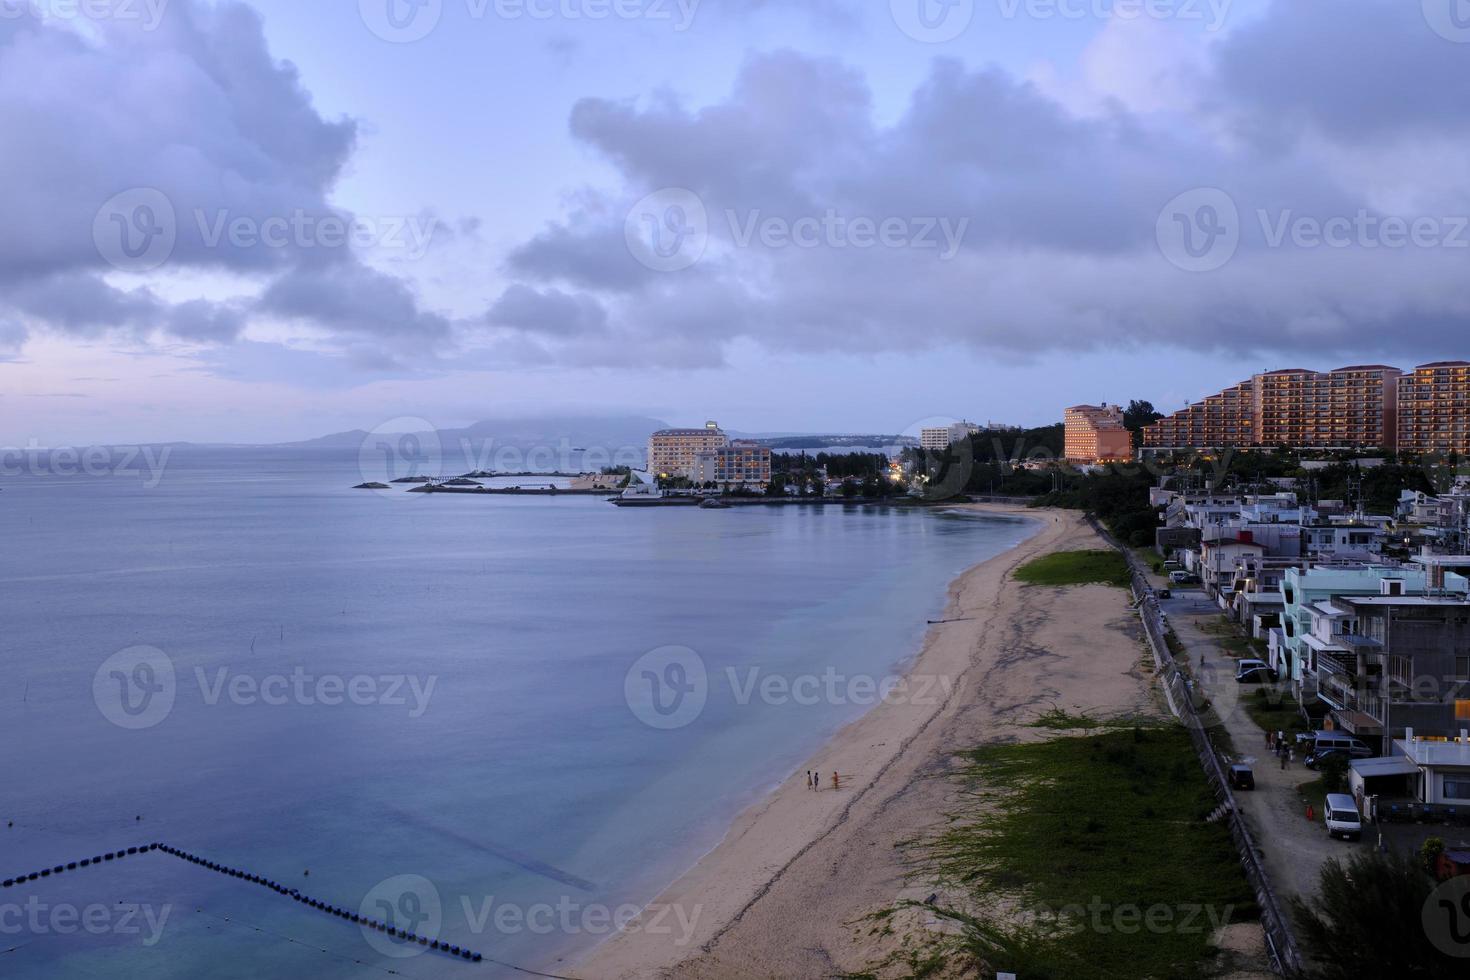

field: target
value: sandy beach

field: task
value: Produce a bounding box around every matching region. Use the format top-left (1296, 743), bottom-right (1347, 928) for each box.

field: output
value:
top-left (574, 506), bottom-right (1159, 980)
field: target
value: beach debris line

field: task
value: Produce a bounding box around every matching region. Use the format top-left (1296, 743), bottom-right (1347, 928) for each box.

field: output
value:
top-left (1, 842), bottom-right (485, 965)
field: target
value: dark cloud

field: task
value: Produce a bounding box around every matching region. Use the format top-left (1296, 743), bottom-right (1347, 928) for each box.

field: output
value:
top-left (489, 1), bottom-right (1470, 367)
top-left (487, 285), bottom-right (609, 336)
top-left (0, 1), bottom-right (446, 360)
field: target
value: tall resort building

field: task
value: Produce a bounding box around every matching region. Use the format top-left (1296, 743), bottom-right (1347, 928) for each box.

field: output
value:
top-left (1398, 361), bottom-right (1470, 454)
top-left (647, 422), bottom-right (731, 478)
top-left (1143, 365), bottom-right (1404, 452)
top-left (1064, 404), bottom-right (1133, 463)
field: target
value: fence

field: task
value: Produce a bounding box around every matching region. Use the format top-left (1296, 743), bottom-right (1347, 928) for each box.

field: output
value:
top-left (1086, 515), bottom-right (1305, 977)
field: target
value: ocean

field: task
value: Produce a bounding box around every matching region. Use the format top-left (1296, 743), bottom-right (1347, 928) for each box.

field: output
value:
top-left (0, 447), bottom-right (1035, 978)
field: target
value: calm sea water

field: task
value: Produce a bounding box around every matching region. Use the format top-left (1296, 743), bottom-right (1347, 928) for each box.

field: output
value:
top-left (0, 448), bottom-right (1035, 978)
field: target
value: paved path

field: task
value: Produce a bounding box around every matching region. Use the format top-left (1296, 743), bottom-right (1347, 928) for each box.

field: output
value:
top-left (1159, 587), bottom-right (1367, 901)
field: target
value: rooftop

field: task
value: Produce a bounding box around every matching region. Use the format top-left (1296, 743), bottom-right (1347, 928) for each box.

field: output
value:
top-left (1394, 739), bottom-right (1470, 768)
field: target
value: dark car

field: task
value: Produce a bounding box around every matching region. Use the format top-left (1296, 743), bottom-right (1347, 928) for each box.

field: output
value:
top-left (1158, 588), bottom-right (1172, 599)
top-left (1234, 660), bottom-right (1278, 684)
top-left (1228, 764), bottom-right (1255, 791)
top-left (1305, 749), bottom-right (1350, 770)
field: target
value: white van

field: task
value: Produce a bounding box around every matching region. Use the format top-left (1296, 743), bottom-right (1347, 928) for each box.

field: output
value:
top-left (1306, 733), bottom-right (1374, 760)
top-left (1324, 794), bottom-right (1362, 841)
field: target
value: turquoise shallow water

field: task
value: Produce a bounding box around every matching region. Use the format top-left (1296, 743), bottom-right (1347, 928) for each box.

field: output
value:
top-left (0, 448), bottom-right (1035, 978)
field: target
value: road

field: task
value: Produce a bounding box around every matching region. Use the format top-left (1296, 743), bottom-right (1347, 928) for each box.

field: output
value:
top-left (1155, 585), bottom-right (1369, 901)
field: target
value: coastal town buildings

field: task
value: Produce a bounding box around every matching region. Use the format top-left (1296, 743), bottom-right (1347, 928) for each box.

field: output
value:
top-left (919, 421), bottom-right (981, 451)
top-left (1398, 361), bottom-right (1470, 454)
top-left (647, 422), bottom-right (729, 478)
top-left (1063, 404), bottom-right (1133, 463)
top-left (1143, 364), bottom-right (1406, 452)
top-left (693, 441), bottom-right (774, 489)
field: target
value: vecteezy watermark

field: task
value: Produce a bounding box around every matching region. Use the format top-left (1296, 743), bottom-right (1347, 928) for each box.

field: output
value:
top-left (93, 646), bottom-right (177, 731)
top-left (1423, 0), bottom-right (1470, 44)
top-left (890, 0), bottom-right (975, 43)
top-left (1155, 187), bottom-right (1240, 273)
top-left (625, 188), bottom-right (971, 273)
top-left (92, 188), bottom-right (439, 272)
top-left (1424, 875), bottom-right (1470, 958)
top-left (358, 0), bottom-right (700, 43)
top-left (93, 188), bottom-right (176, 273)
top-left (93, 647), bottom-right (438, 730)
top-left (624, 188), bottom-right (709, 273)
top-left (358, 417), bottom-right (444, 491)
top-left (625, 646), bottom-right (708, 730)
top-left (361, 875), bottom-right (444, 959)
top-left (1157, 187), bottom-right (1470, 272)
top-left (0, 898), bottom-right (171, 947)
top-left (0, 0), bottom-right (170, 30)
top-left (357, 875), bottom-right (702, 959)
top-left (995, 0), bottom-right (1231, 31)
top-left (0, 442), bottom-right (171, 487)
top-left (1033, 898), bottom-right (1237, 935)
top-left (461, 895), bottom-right (701, 945)
top-left (624, 647), bottom-right (958, 730)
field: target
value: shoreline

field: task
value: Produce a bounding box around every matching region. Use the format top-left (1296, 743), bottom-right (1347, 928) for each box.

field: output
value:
top-left (571, 504), bottom-right (1150, 979)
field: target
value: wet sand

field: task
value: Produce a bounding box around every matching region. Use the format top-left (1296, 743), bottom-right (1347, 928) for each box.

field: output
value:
top-left (574, 506), bottom-right (1158, 979)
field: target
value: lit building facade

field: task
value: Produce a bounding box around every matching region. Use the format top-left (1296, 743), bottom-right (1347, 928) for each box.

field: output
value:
top-left (919, 421), bottom-right (980, 451)
top-left (1398, 361), bottom-right (1470, 455)
top-left (1064, 404), bottom-right (1133, 463)
top-left (648, 422), bottom-right (729, 478)
top-left (692, 441), bottom-right (773, 488)
top-left (1143, 365), bottom-right (1402, 452)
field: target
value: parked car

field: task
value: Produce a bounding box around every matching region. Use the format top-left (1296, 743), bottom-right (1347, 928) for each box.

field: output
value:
top-left (1324, 793), bottom-right (1363, 841)
top-left (1169, 570), bottom-right (1190, 584)
top-left (1303, 733), bottom-right (1374, 760)
top-left (1235, 659), bottom-right (1278, 684)
top-left (1228, 764), bottom-right (1255, 790)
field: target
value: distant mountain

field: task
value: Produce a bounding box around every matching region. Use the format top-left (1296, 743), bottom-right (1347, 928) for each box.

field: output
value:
top-left (278, 416), bottom-right (671, 452)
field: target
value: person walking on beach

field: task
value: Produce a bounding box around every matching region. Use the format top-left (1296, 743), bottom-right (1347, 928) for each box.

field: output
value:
top-left (832, 771), bottom-right (840, 791)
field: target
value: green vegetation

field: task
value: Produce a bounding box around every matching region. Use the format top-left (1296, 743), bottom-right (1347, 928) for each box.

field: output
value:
top-left (1015, 550), bottom-right (1132, 588)
top-left (1291, 849), bottom-right (1464, 979)
top-left (910, 727), bottom-right (1256, 980)
top-left (1241, 689), bottom-right (1310, 738)
top-left (1033, 468), bottom-right (1159, 547)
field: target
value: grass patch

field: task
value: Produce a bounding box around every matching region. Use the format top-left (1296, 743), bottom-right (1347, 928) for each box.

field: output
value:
top-left (915, 727), bottom-right (1257, 980)
top-left (1015, 550), bottom-right (1132, 589)
top-left (1029, 708), bottom-right (1104, 730)
top-left (1240, 689), bottom-right (1309, 738)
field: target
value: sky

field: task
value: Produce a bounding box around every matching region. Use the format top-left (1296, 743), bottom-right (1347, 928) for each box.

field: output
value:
top-left (4, 0), bottom-right (1470, 445)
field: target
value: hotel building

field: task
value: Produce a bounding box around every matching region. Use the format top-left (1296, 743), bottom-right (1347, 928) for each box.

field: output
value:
top-left (1398, 361), bottom-right (1470, 454)
top-left (920, 421), bottom-right (982, 451)
top-left (1144, 365), bottom-right (1403, 452)
top-left (692, 441), bottom-right (774, 488)
top-left (647, 422), bottom-right (730, 478)
top-left (1063, 404), bottom-right (1134, 463)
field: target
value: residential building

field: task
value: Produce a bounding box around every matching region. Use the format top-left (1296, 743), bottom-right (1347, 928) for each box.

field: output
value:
top-left (1386, 736), bottom-right (1470, 806)
top-left (920, 421), bottom-right (981, 451)
top-left (647, 422), bottom-right (729, 478)
top-left (1325, 595), bottom-right (1470, 750)
top-left (1063, 404), bottom-right (1133, 463)
top-left (1398, 361), bottom-right (1470, 455)
top-left (1143, 365), bottom-right (1402, 451)
top-left (692, 441), bottom-right (773, 488)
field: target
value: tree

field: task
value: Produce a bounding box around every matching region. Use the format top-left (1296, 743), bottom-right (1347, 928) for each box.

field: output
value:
top-left (1291, 849), bottom-right (1463, 979)
top-left (1123, 399), bottom-right (1164, 448)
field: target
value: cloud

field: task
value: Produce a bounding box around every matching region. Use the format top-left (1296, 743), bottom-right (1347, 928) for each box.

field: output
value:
top-left (0, 1), bottom-right (448, 364)
top-left (487, 1), bottom-right (1470, 366)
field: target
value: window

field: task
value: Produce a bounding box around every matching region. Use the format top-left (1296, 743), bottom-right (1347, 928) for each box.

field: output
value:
top-left (1446, 779), bottom-right (1470, 801)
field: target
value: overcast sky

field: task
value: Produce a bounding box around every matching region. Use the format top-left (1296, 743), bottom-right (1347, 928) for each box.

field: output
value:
top-left (3, 0), bottom-right (1469, 444)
